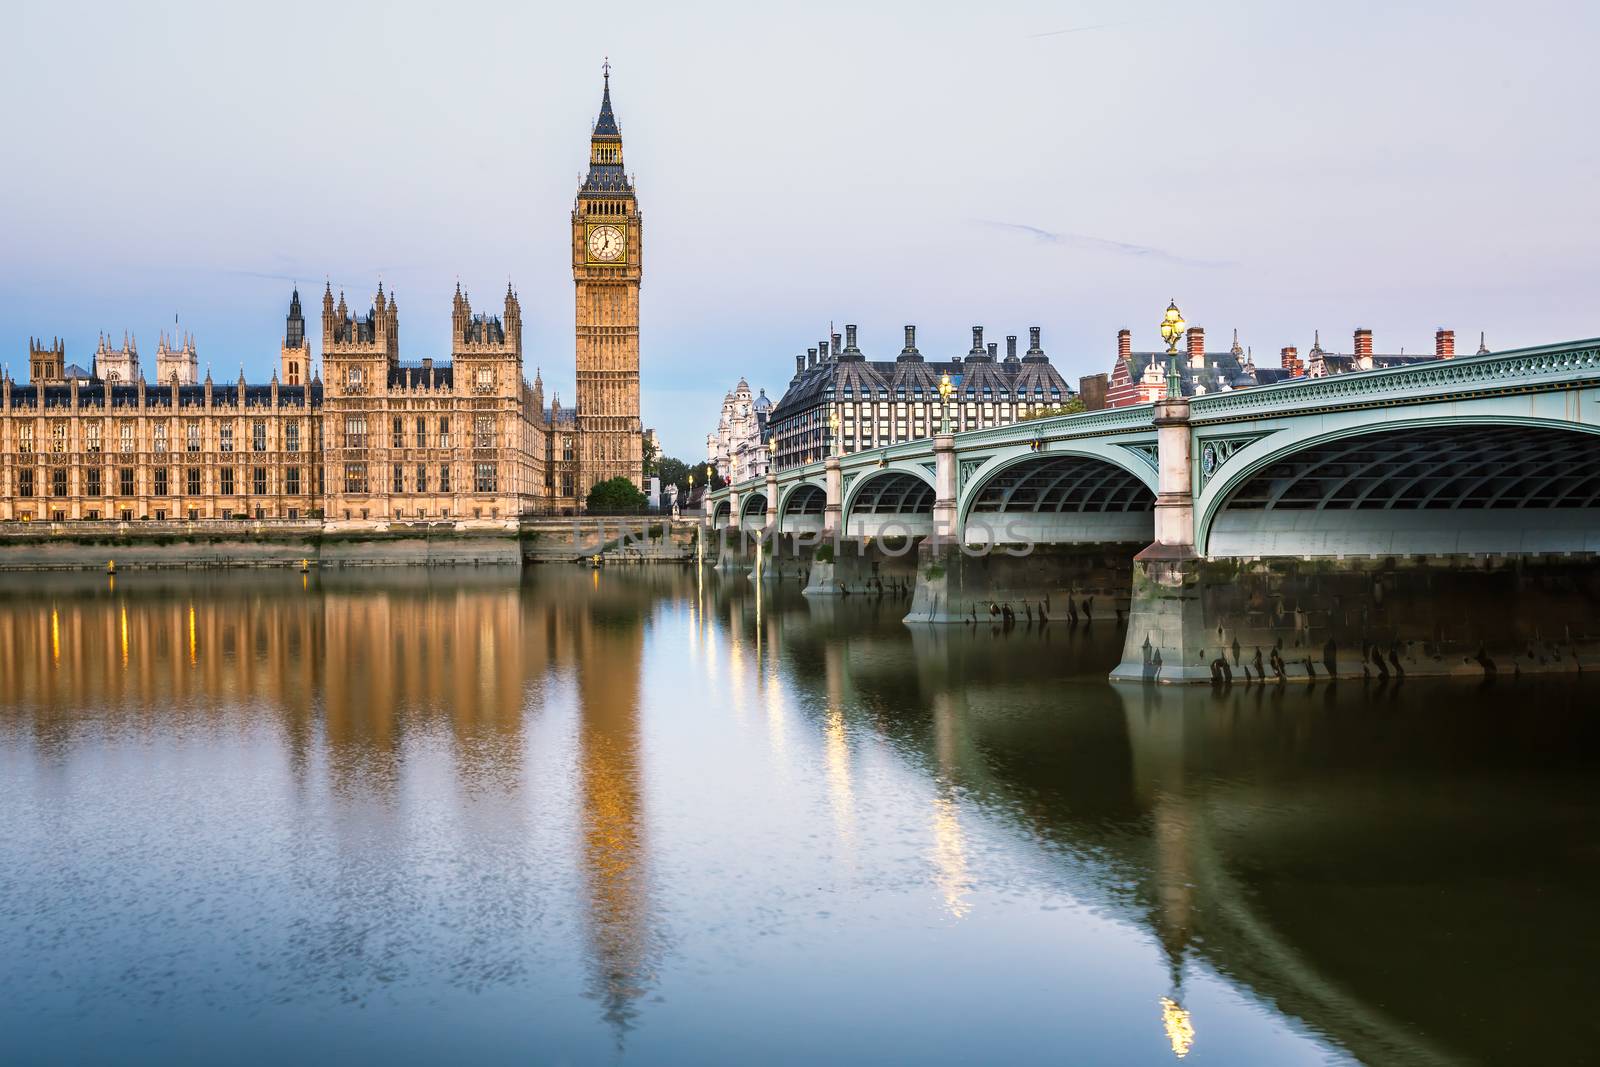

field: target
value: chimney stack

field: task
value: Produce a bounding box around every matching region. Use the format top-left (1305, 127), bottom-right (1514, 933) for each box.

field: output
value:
top-left (1435, 328), bottom-right (1455, 359)
top-left (904, 325), bottom-right (917, 351)
top-left (819, 340), bottom-right (830, 362)
top-left (1354, 328), bottom-right (1374, 370)
top-left (970, 326), bottom-right (984, 355)
top-left (795, 353), bottom-right (805, 376)
top-left (1187, 326), bottom-right (1205, 370)
top-left (1006, 335), bottom-right (1018, 360)
top-left (1280, 346), bottom-right (1303, 377)
top-left (1028, 326), bottom-right (1044, 358)
top-left (984, 342), bottom-right (997, 361)
top-left (832, 331), bottom-right (841, 357)
top-left (807, 347), bottom-right (818, 368)
top-left (845, 324), bottom-right (858, 352)
top-left (1117, 329), bottom-right (1132, 362)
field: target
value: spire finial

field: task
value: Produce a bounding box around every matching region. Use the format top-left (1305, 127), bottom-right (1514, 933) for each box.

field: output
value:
top-left (603, 56), bottom-right (610, 87)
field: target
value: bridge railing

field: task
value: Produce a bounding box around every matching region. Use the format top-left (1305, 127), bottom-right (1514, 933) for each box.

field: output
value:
top-left (1189, 337), bottom-right (1600, 423)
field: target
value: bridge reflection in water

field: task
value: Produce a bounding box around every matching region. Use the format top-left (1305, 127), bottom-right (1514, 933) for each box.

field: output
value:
top-left (0, 567), bottom-right (1595, 1063)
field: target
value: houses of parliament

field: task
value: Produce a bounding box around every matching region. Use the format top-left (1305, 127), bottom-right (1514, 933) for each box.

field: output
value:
top-left (0, 70), bottom-right (644, 526)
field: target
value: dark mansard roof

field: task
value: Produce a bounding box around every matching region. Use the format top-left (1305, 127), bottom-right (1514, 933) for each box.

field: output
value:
top-left (768, 331), bottom-right (1073, 424)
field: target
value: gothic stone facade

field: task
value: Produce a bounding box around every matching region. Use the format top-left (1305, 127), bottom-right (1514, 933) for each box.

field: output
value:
top-left (0, 72), bottom-right (645, 526)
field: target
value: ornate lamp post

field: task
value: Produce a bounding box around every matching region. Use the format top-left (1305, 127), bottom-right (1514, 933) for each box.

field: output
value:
top-left (768, 435), bottom-right (778, 471)
top-left (828, 408), bottom-right (841, 457)
top-left (938, 372), bottom-right (954, 434)
top-left (1158, 300), bottom-right (1187, 401)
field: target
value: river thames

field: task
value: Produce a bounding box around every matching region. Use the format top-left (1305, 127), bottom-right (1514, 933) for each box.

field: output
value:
top-left (1, 567), bottom-right (1594, 1065)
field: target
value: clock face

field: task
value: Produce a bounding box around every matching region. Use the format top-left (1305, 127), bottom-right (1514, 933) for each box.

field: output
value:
top-left (587, 224), bottom-right (625, 262)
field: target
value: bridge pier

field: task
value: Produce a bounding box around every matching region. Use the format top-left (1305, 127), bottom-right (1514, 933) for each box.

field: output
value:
top-left (823, 456), bottom-right (842, 537)
top-left (1112, 553), bottom-right (1600, 684)
top-left (802, 534), bottom-right (921, 597)
top-left (904, 541), bottom-right (1139, 625)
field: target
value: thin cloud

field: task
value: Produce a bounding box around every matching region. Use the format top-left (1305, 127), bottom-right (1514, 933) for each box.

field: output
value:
top-left (1028, 21), bottom-right (1139, 39)
top-left (975, 219), bottom-right (1234, 268)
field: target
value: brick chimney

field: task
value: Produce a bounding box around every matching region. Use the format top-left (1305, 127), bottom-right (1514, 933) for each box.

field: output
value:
top-left (1187, 326), bottom-right (1205, 370)
top-left (1117, 328), bottom-right (1132, 362)
top-left (1435, 328), bottom-right (1455, 359)
top-left (1280, 346), bottom-right (1303, 377)
top-left (819, 340), bottom-right (830, 362)
top-left (1006, 335), bottom-right (1017, 360)
top-left (807, 347), bottom-right (817, 368)
top-left (1354, 328), bottom-right (1373, 369)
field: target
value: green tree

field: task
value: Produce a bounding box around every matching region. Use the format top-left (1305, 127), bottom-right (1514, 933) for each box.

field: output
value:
top-left (1019, 396), bottom-right (1086, 421)
top-left (655, 456), bottom-right (690, 495)
top-left (586, 476), bottom-right (648, 513)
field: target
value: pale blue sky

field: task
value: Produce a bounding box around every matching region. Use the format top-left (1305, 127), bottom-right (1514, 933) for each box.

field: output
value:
top-left (3, 0), bottom-right (1596, 457)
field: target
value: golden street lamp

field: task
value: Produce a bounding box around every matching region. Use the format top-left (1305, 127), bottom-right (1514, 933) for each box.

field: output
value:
top-left (768, 435), bottom-right (778, 470)
top-left (1158, 300), bottom-right (1187, 401)
top-left (828, 408), bottom-right (841, 457)
top-left (938, 371), bottom-right (954, 434)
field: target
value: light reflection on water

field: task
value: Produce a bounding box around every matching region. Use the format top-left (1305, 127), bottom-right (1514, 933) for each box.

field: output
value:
top-left (0, 566), bottom-right (1596, 1065)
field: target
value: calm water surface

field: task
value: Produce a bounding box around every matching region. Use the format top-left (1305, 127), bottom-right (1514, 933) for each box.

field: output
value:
top-left (1, 568), bottom-right (1595, 1065)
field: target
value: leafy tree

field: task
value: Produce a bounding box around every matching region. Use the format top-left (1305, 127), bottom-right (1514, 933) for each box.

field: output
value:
top-left (642, 435), bottom-right (660, 475)
top-left (1019, 396), bottom-right (1086, 421)
top-left (655, 456), bottom-right (689, 494)
top-left (586, 476), bottom-right (648, 512)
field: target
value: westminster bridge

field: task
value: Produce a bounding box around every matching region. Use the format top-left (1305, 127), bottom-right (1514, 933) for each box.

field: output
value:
top-left (705, 337), bottom-right (1600, 683)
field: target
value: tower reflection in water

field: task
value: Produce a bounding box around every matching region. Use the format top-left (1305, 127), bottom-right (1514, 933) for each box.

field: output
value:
top-left (1, 567), bottom-right (1597, 1063)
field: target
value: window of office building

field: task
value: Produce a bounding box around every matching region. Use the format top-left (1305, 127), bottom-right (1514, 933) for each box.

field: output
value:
top-left (285, 467), bottom-right (300, 495)
top-left (87, 468), bottom-right (102, 497)
top-left (439, 465), bottom-right (451, 493)
top-left (285, 419), bottom-right (300, 452)
top-left (153, 468), bottom-right (168, 496)
top-left (220, 424), bottom-right (234, 452)
top-left (415, 464), bottom-right (427, 493)
top-left (344, 464), bottom-right (366, 494)
top-left (187, 421), bottom-right (201, 452)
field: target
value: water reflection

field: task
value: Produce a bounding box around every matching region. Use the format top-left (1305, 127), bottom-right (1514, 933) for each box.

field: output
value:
top-left (0, 568), bottom-right (1596, 1064)
top-left (571, 576), bottom-right (656, 1034)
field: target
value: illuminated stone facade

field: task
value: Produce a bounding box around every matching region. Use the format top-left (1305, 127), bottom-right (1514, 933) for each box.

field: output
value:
top-left (0, 71), bottom-right (646, 525)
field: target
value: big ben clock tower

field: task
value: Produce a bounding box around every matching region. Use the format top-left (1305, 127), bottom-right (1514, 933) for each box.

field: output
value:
top-left (572, 60), bottom-right (644, 500)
